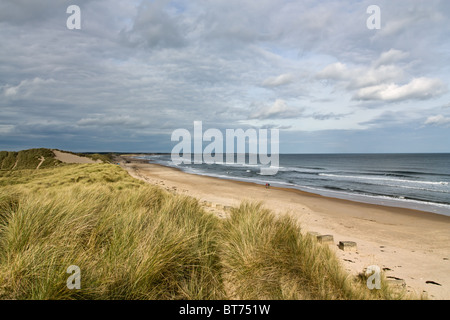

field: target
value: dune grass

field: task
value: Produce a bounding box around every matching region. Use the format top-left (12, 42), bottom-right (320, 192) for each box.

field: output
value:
top-left (0, 148), bottom-right (111, 172)
top-left (81, 153), bottom-right (113, 163)
top-left (0, 148), bottom-right (61, 171)
top-left (0, 163), bottom-right (413, 300)
top-left (0, 164), bottom-right (222, 299)
top-left (220, 203), bottom-right (414, 300)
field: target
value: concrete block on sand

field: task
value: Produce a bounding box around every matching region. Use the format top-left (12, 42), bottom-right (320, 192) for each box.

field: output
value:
top-left (317, 235), bottom-right (334, 244)
top-left (338, 241), bottom-right (357, 251)
top-left (307, 231), bottom-right (320, 239)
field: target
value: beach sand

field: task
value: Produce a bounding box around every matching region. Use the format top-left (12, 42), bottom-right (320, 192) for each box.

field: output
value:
top-left (53, 150), bottom-right (101, 164)
top-left (118, 156), bottom-right (450, 299)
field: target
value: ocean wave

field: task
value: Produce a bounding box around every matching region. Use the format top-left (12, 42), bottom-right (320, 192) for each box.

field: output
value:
top-left (382, 183), bottom-right (450, 193)
top-left (278, 166), bottom-right (324, 172)
top-left (379, 170), bottom-right (450, 178)
top-left (276, 168), bottom-right (324, 176)
top-left (301, 185), bottom-right (450, 209)
top-left (318, 173), bottom-right (449, 186)
top-left (318, 178), bottom-right (449, 194)
top-left (208, 162), bottom-right (262, 168)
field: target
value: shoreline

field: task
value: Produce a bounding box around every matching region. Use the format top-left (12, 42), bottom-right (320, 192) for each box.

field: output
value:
top-left (118, 156), bottom-right (450, 299)
top-left (131, 156), bottom-right (450, 220)
top-left (128, 155), bottom-right (450, 217)
top-left (130, 158), bottom-right (450, 227)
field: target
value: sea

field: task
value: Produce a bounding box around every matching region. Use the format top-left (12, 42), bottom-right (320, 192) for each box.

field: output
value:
top-left (134, 153), bottom-right (450, 216)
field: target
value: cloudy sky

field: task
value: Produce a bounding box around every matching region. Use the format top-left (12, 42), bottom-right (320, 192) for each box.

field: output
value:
top-left (1, 0), bottom-right (449, 153)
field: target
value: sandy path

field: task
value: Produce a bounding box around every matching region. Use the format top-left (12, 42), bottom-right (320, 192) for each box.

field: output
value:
top-left (35, 156), bottom-right (45, 170)
top-left (11, 158), bottom-right (18, 170)
top-left (53, 150), bottom-right (100, 164)
top-left (118, 157), bottom-right (450, 299)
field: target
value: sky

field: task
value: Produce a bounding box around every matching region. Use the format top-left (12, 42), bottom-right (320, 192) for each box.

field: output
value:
top-left (0, 0), bottom-right (449, 153)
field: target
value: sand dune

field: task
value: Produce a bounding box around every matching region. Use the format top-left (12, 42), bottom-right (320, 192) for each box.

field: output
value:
top-left (53, 150), bottom-right (101, 164)
top-left (118, 156), bottom-right (450, 299)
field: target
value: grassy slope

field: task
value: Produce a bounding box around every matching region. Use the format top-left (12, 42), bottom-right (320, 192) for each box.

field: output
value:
top-left (0, 163), bottom-right (411, 300)
top-left (0, 148), bottom-right (61, 170)
top-left (81, 153), bottom-right (113, 163)
top-left (0, 148), bottom-right (112, 172)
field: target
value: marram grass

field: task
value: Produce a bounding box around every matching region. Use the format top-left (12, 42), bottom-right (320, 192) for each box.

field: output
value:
top-left (0, 148), bottom-right (61, 171)
top-left (0, 163), bottom-right (416, 299)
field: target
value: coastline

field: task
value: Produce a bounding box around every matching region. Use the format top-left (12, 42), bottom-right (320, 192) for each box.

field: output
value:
top-left (127, 154), bottom-right (450, 217)
top-left (118, 156), bottom-right (450, 299)
top-left (123, 154), bottom-right (449, 221)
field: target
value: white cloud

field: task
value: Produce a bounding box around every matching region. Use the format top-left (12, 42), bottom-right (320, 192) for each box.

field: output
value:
top-left (0, 125), bottom-right (14, 134)
top-left (249, 99), bottom-right (303, 120)
top-left (3, 77), bottom-right (55, 97)
top-left (424, 115), bottom-right (450, 127)
top-left (317, 50), bottom-right (447, 103)
top-left (353, 77), bottom-right (447, 102)
top-left (4, 86), bottom-right (19, 97)
top-left (317, 61), bottom-right (404, 90)
top-left (348, 65), bottom-right (404, 89)
top-left (262, 74), bottom-right (294, 87)
top-left (378, 17), bottom-right (413, 38)
top-left (375, 49), bottom-right (409, 67)
top-left (77, 115), bottom-right (148, 128)
top-left (315, 48), bottom-right (449, 104)
top-left (316, 62), bottom-right (347, 80)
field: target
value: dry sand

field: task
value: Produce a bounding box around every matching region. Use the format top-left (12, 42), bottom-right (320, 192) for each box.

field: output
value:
top-left (35, 156), bottom-right (45, 170)
top-left (118, 156), bottom-right (450, 299)
top-left (53, 150), bottom-right (101, 164)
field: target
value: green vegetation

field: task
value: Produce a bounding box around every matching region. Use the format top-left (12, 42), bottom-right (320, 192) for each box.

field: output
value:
top-left (0, 148), bottom-right (61, 170)
top-left (221, 203), bottom-right (413, 299)
top-left (0, 164), bottom-right (222, 299)
top-left (221, 203), bottom-right (355, 299)
top-left (80, 153), bottom-right (113, 163)
top-left (0, 148), bottom-right (112, 172)
top-left (0, 163), bottom-right (413, 300)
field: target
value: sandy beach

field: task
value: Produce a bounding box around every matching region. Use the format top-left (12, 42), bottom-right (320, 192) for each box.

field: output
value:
top-left (118, 156), bottom-right (450, 299)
